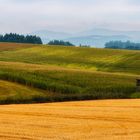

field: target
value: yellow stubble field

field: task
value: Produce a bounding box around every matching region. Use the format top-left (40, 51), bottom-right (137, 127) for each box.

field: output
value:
top-left (0, 99), bottom-right (140, 140)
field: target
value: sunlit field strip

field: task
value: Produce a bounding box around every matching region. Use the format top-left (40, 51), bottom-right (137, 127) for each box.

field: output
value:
top-left (0, 99), bottom-right (140, 139)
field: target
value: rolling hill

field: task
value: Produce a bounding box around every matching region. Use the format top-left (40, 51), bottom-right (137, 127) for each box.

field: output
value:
top-left (32, 28), bottom-right (140, 47)
top-left (0, 43), bottom-right (140, 104)
top-left (30, 30), bottom-right (72, 44)
top-left (65, 35), bottom-right (130, 47)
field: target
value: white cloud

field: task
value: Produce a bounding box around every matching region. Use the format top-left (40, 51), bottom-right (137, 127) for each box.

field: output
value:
top-left (0, 0), bottom-right (140, 33)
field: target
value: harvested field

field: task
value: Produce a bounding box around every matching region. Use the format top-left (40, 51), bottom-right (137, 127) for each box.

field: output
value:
top-left (0, 99), bottom-right (140, 140)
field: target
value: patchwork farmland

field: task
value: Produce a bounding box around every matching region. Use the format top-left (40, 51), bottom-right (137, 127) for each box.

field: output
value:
top-left (0, 43), bottom-right (140, 104)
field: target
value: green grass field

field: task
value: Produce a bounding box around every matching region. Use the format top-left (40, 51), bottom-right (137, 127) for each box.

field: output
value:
top-left (0, 43), bottom-right (140, 104)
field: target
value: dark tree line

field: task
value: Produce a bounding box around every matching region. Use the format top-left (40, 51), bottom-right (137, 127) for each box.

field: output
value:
top-left (48, 40), bottom-right (74, 46)
top-left (79, 44), bottom-right (91, 48)
top-left (105, 41), bottom-right (140, 50)
top-left (0, 33), bottom-right (42, 44)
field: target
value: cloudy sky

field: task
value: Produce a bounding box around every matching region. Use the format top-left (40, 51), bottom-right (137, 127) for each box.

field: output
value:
top-left (0, 0), bottom-right (140, 34)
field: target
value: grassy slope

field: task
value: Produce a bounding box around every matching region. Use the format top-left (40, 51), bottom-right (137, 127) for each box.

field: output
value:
top-left (0, 80), bottom-right (47, 104)
top-left (0, 43), bottom-right (140, 104)
top-left (0, 43), bottom-right (140, 74)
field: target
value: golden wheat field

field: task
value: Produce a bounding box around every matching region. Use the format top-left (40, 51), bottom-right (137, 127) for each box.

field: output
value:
top-left (0, 99), bottom-right (140, 140)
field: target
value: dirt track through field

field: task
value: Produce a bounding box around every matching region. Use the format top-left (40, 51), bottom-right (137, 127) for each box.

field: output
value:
top-left (0, 99), bottom-right (140, 140)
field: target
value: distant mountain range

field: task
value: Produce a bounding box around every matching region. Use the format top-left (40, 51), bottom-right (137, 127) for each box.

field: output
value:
top-left (31, 30), bottom-right (72, 43)
top-left (30, 28), bottom-right (140, 48)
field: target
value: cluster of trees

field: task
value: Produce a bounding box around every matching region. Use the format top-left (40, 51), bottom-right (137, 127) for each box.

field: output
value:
top-left (48, 40), bottom-right (74, 46)
top-left (79, 44), bottom-right (91, 48)
top-left (0, 33), bottom-right (42, 44)
top-left (105, 41), bottom-right (140, 50)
